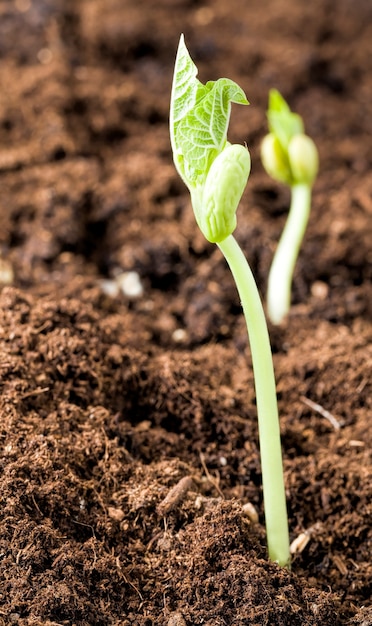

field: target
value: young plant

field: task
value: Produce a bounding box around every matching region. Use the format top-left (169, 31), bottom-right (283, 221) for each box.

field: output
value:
top-left (170, 35), bottom-right (290, 567)
top-left (261, 89), bottom-right (319, 325)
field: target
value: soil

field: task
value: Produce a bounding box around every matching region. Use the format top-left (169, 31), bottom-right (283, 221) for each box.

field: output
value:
top-left (0, 0), bottom-right (371, 624)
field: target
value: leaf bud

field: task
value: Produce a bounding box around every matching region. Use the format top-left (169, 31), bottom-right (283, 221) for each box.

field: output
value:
top-left (260, 133), bottom-right (292, 185)
top-left (198, 144), bottom-right (251, 243)
top-left (288, 134), bottom-right (319, 185)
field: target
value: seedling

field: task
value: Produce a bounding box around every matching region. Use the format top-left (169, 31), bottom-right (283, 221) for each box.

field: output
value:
top-left (261, 89), bottom-right (319, 325)
top-left (170, 35), bottom-right (290, 567)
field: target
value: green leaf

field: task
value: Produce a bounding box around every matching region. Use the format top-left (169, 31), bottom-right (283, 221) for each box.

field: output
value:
top-left (267, 89), bottom-right (303, 150)
top-left (170, 35), bottom-right (201, 131)
top-left (170, 35), bottom-right (249, 187)
top-left (176, 78), bottom-right (248, 183)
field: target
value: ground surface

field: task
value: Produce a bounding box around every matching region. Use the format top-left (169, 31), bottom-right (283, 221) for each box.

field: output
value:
top-left (0, 0), bottom-right (371, 624)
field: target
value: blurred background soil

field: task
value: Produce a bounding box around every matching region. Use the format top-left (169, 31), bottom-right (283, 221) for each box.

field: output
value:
top-left (0, 0), bottom-right (371, 624)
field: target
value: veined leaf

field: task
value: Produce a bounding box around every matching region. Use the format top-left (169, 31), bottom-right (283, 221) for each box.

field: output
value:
top-left (170, 35), bottom-right (201, 131)
top-left (170, 35), bottom-right (249, 187)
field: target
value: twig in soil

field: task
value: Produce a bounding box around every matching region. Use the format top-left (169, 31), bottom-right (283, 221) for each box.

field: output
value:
top-left (261, 90), bottom-right (319, 325)
top-left (156, 475), bottom-right (195, 516)
top-left (199, 452), bottom-right (224, 499)
top-left (20, 386), bottom-right (50, 399)
top-left (170, 35), bottom-right (290, 567)
top-left (116, 556), bottom-right (144, 603)
top-left (332, 554), bottom-right (348, 575)
top-left (300, 395), bottom-right (343, 430)
top-left (356, 377), bottom-right (368, 394)
top-left (30, 493), bottom-right (43, 517)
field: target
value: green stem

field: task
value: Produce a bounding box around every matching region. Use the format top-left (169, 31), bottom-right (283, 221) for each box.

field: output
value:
top-left (217, 234), bottom-right (290, 567)
top-left (267, 183), bottom-right (312, 325)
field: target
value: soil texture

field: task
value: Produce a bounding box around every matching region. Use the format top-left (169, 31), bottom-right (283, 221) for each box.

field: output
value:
top-left (0, 0), bottom-right (371, 624)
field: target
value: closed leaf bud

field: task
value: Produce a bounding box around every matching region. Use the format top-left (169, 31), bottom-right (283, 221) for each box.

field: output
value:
top-left (288, 134), bottom-right (319, 185)
top-left (197, 144), bottom-right (251, 243)
top-left (260, 133), bottom-right (292, 185)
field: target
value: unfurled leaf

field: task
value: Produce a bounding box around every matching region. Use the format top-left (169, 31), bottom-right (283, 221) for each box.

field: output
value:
top-left (170, 35), bottom-right (249, 187)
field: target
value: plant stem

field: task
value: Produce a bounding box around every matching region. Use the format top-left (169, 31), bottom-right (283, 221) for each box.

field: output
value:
top-left (267, 183), bottom-right (312, 325)
top-left (217, 234), bottom-right (290, 567)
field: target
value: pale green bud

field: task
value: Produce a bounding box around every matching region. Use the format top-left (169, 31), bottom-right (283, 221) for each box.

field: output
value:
top-left (195, 144), bottom-right (251, 244)
top-left (260, 133), bottom-right (292, 185)
top-left (288, 134), bottom-right (319, 185)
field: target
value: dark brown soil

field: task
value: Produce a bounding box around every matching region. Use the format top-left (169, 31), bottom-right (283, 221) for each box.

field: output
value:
top-left (0, 0), bottom-right (371, 624)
